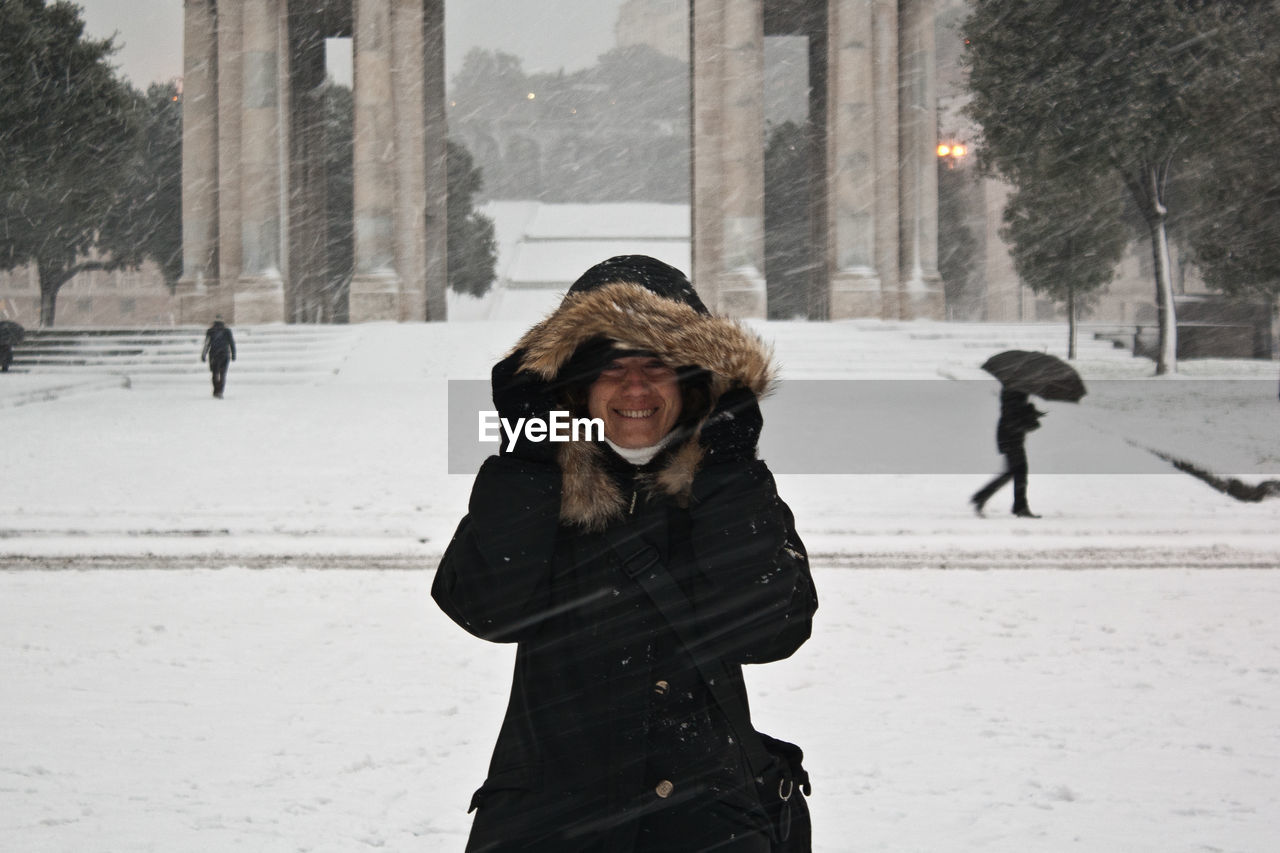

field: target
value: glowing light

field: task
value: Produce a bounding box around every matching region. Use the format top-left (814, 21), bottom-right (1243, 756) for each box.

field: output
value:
top-left (938, 142), bottom-right (968, 163)
top-left (527, 92), bottom-right (536, 100)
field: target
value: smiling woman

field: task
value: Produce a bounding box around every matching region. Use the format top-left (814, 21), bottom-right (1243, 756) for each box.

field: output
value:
top-left (587, 355), bottom-right (683, 449)
top-left (432, 255), bottom-right (818, 852)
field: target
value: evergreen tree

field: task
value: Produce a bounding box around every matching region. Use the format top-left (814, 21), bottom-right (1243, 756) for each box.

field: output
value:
top-left (1178, 8), bottom-right (1280, 304)
top-left (451, 48), bottom-right (530, 123)
top-left (0, 0), bottom-right (138, 326)
top-left (446, 141), bottom-right (497, 298)
top-left (963, 0), bottom-right (1257, 374)
top-left (101, 82), bottom-right (184, 289)
top-left (449, 45), bottom-right (688, 204)
top-left (1001, 170), bottom-right (1129, 357)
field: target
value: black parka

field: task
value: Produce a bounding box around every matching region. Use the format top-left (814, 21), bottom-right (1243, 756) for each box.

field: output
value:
top-left (201, 321), bottom-right (236, 364)
top-left (995, 389), bottom-right (1043, 453)
top-left (432, 282), bottom-right (817, 852)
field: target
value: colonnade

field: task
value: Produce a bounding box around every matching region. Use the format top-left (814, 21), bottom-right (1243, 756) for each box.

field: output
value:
top-left (693, 0), bottom-right (942, 319)
top-left (178, 0), bottom-right (446, 323)
top-left (179, 0), bottom-right (940, 322)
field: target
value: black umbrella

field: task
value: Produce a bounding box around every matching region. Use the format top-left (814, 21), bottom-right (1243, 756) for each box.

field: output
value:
top-left (981, 349), bottom-right (1086, 402)
top-left (0, 320), bottom-right (25, 346)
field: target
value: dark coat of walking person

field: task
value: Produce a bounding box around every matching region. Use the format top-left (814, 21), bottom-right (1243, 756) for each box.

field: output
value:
top-left (0, 320), bottom-right (23, 372)
top-left (971, 388), bottom-right (1046, 518)
top-left (201, 317), bottom-right (236, 398)
top-left (432, 256), bottom-right (818, 853)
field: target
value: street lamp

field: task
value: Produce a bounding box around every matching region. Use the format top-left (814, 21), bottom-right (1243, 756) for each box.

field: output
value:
top-left (937, 142), bottom-right (968, 169)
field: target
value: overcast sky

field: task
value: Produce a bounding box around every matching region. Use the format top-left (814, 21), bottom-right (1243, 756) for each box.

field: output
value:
top-left (76, 0), bottom-right (626, 87)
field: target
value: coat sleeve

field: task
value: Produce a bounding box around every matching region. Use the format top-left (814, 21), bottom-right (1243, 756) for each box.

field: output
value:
top-left (686, 460), bottom-right (816, 665)
top-left (431, 455), bottom-right (562, 644)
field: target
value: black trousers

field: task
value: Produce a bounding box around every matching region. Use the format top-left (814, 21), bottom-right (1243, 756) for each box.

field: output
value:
top-left (973, 444), bottom-right (1029, 512)
top-left (209, 357), bottom-right (229, 397)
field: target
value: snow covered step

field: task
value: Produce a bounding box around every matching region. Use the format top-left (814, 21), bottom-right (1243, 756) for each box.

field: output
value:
top-left (10, 325), bottom-right (360, 382)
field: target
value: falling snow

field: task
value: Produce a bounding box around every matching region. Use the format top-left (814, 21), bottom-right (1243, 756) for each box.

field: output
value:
top-left (1, 320), bottom-right (1278, 852)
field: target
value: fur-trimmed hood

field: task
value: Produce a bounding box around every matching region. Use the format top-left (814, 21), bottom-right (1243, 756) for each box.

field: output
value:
top-left (512, 283), bottom-right (775, 530)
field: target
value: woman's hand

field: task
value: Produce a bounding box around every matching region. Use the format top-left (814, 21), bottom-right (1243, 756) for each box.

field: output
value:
top-left (491, 350), bottom-right (561, 464)
top-left (699, 387), bottom-right (762, 464)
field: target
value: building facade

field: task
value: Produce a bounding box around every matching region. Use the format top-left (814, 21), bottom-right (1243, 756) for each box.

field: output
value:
top-left (179, 0), bottom-right (944, 323)
top-left (176, 0), bottom-right (448, 325)
top-left (6, 1), bottom-right (948, 326)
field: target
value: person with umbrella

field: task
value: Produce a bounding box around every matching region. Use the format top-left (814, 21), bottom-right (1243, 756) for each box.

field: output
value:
top-left (971, 350), bottom-right (1086, 518)
top-left (970, 387), bottom-right (1047, 518)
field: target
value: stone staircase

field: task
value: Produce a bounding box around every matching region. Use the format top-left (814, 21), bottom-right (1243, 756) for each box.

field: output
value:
top-left (762, 319), bottom-right (1141, 379)
top-left (901, 322), bottom-right (1134, 353)
top-left (8, 325), bottom-right (360, 384)
top-left (5, 320), bottom-right (1144, 385)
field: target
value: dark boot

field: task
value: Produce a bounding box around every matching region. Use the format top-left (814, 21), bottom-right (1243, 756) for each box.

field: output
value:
top-left (1012, 506), bottom-right (1040, 518)
top-left (971, 471), bottom-right (1010, 518)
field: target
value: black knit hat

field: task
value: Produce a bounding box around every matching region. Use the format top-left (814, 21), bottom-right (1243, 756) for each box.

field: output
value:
top-left (566, 255), bottom-right (709, 315)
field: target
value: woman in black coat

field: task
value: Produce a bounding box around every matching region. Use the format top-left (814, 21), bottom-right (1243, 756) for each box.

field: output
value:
top-left (433, 256), bottom-right (817, 852)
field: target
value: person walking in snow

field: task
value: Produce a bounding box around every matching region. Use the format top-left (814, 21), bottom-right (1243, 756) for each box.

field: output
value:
top-left (971, 388), bottom-right (1046, 518)
top-left (432, 255), bottom-right (817, 852)
top-left (201, 316), bottom-right (236, 398)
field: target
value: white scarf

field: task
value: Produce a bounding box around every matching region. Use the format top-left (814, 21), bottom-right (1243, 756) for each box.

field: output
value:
top-left (605, 431), bottom-right (677, 466)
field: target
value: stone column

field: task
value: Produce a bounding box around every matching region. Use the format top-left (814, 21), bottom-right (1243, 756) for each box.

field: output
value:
top-left (391, 0), bottom-right (427, 322)
top-left (826, 0), bottom-right (882, 319)
top-left (422, 0), bottom-right (449, 321)
top-left (287, 13), bottom-right (328, 322)
top-left (898, 0), bottom-right (943, 319)
top-left (718, 0), bottom-right (766, 317)
top-left (982, 177), bottom-right (1022, 321)
top-left (872, 0), bottom-right (901, 319)
top-left (691, 0), bottom-right (725, 313)
top-left (806, 21), bottom-right (829, 320)
top-left (215, 0), bottom-right (243, 321)
top-left (349, 0), bottom-right (401, 321)
top-left (178, 0), bottom-right (219, 323)
top-left (691, 0), bottom-right (766, 319)
top-left (236, 0), bottom-right (286, 323)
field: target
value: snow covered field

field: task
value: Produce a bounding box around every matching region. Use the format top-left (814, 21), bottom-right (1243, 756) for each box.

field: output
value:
top-left (2, 318), bottom-right (1279, 851)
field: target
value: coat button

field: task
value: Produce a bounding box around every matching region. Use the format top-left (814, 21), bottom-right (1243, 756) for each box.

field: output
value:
top-left (655, 780), bottom-right (674, 798)
top-left (653, 680), bottom-right (669, 695)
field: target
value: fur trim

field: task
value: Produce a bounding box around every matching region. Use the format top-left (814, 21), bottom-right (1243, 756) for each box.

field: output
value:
top-left (512, 283), bottom-right (775, 530)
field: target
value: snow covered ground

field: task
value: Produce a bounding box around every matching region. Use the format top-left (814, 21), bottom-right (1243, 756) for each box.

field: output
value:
top-left (2, 318), bottom-right (1278, 851)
